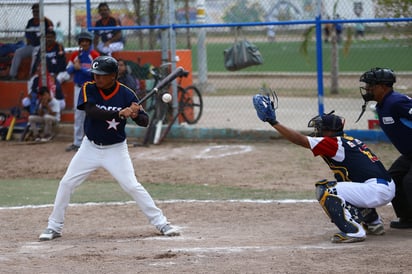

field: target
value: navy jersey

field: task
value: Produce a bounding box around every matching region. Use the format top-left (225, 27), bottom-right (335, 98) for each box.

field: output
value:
top-left (376, 90), bottom-right (412, 156)
top-left (94, 17), bottom-right (122, 43)
top-left (77, 81), bottom-right (138, 145)
top-left (308, 135), bottom-right (391, 182)
top-left (45, 42), bottom-right (67, 75)
top-left (25, 17), bottom-right (53, 47)
top-left (33, 42), bottom-right (67, 76)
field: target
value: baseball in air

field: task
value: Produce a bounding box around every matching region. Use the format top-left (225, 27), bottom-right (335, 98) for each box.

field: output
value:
top-left (162, 93), bottom-right (172, 103)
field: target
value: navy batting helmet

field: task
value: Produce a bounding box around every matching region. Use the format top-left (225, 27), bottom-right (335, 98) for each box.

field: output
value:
top-left (90, 56), bottom-right (118, 75)
top-left (307, 111), bottom-right (345, 137)
top-left (77, 31), bottom-right (93, 43)
top-left (360, 67), bottom-right (396, 87)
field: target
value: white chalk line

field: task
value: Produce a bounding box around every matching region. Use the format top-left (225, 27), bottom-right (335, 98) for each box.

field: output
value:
top-left (132, 145), bottom-right (253, 160)
top-left (171, 244), bottom-right (361, 254)
top-left (194, 145), bottom-right (253, 159)
top-left (0, 199), bottom-right (394, 211)
top-left (0, 199), bottom-right (318, 210)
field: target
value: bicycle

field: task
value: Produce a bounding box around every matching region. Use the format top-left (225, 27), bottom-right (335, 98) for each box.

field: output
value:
top-left (141, 63), bottom-right (203, 145)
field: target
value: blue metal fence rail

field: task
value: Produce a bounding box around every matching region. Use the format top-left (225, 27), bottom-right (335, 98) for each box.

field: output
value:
top-left (85, 0), bottom-right (412, 116)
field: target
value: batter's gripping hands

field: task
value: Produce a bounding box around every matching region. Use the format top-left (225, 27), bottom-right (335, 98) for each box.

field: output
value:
top-left (253, 88), bottom-right (278, 125)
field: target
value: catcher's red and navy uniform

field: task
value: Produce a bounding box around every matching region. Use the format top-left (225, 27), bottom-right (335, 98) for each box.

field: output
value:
top-left (309, 134), bottom-right (395, 240)
top-left (308, 135), bottom-right (391, 182)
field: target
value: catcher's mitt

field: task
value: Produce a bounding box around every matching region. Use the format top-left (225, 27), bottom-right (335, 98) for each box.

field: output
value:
top-left (252, 87), bottom-right (278, 125)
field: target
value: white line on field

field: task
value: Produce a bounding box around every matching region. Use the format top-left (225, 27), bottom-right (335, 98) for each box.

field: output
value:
top-left (1, 200), bottom-right (393, 211)
top-left (132, 145), bottom-right (253, 160)
top-left (194, 145), bottom-right (253, 159)
top-left (171, 244), bottom-right (361, 254)
top-left (0, 199), bottom-right (317, 210)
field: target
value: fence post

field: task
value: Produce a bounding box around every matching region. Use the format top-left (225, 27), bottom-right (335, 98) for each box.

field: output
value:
top-left (315, 0), bottom-right (324, 115)
top-left (196, 0), bottom-right (210, 93)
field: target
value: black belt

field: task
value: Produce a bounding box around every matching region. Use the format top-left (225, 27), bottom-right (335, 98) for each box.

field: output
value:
top-left (89, 139), bottom-right (115, 147)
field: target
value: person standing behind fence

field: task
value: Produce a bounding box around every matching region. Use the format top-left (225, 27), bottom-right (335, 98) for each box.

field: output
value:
top-left (355, 22), bottom-right (365, 40)
top-left (334, 14), bottom-right (344, 44)
top-left (54, 21), bottom-right (64, 44)
top-left (93, 2), bottom-right (124, 56)
top-left (323, 16), bottom-right (332, 43)
top-left (65, 32), bottom-right (99, 152)
top-left (8, 3), bottom-right (53, 80)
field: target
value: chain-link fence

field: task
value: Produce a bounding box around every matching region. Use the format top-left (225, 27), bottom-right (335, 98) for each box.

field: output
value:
top-left (1, 0), bottom-right (411, 132)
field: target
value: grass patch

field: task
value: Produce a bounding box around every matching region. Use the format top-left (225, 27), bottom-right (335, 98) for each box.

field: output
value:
top-left (202, 87), bottom-right (360, 97)
top-left (126, 36), bottom-right (411, 72)
top-left (189, 38), bottom-right (412, 73)
top-left (0, 179), bottom-right (313, 207)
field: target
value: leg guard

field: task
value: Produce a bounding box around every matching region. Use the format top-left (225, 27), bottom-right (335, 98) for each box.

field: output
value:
top-left (346, 202), bottom-right (379, 224)
top-left (316, 180), bottom-right (362, 234)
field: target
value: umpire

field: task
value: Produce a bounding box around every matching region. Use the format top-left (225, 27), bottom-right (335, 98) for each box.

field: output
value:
top-left (360, 68), bottom-right (412, 229)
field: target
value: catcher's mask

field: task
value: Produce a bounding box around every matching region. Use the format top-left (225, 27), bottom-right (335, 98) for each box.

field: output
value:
top-left (359, 67), bottom-right (396, 102)
top-left (307, 110), bottom-right (345, 137)
top-left (356, 67), bottom-right (396, 122)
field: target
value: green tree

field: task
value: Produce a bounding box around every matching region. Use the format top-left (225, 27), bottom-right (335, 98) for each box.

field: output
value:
top-left (375, 0), bottom-right (412, 40)
top-left (300, 1), bottom-right (353, 95)
top-left (222, 0), bottom-right (264, 23)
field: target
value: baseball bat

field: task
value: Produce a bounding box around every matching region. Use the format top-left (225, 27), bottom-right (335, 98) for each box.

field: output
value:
top-left (137, 66), bottom-right (185, 105)
top-left (5, 116), bottom-right (16, 141)
top-left (6, 91), bottom-right (24, 141)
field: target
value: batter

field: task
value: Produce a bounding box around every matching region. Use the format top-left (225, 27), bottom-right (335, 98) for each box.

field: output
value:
top-left (39, 56), bottom-right (180, 240)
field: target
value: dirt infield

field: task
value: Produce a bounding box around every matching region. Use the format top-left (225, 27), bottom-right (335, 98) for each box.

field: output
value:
top-left (1, 140), bottom-right (411, 273)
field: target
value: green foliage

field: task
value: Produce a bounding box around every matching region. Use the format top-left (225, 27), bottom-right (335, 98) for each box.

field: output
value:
top-left (222, 0), bottom-right (264, 23)
top-left (375, 0), bottom-right (412, 41)
top-left (375, 0), bottom-right (412, 18)
top-left (299, 26), bottom-right (315, 58)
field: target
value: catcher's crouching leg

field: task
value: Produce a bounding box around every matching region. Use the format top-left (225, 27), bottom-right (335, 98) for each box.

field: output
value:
top-left (315, 180), bottom-right (366, 243)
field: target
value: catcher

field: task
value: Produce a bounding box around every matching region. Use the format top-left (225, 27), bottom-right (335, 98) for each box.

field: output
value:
top-left (253, 90), bottom-right (395, 243)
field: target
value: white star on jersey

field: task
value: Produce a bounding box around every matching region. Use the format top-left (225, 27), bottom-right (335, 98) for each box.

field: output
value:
top-left (106, 118), bottom-right (120, 130)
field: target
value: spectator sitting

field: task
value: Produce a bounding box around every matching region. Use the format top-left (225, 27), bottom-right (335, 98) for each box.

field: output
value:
top-left (28, 87), bottom-right (60, 142)
top-left (93, 2), bottom-right (124, 56)
top-left (8, 3), bottom-right (53, 80)
top-left (23, 64), bottom-right (65, 114)
top-left (32, 30), bottom-right (70, 85)
top-left (117, 59), bottom-right (140, 96)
